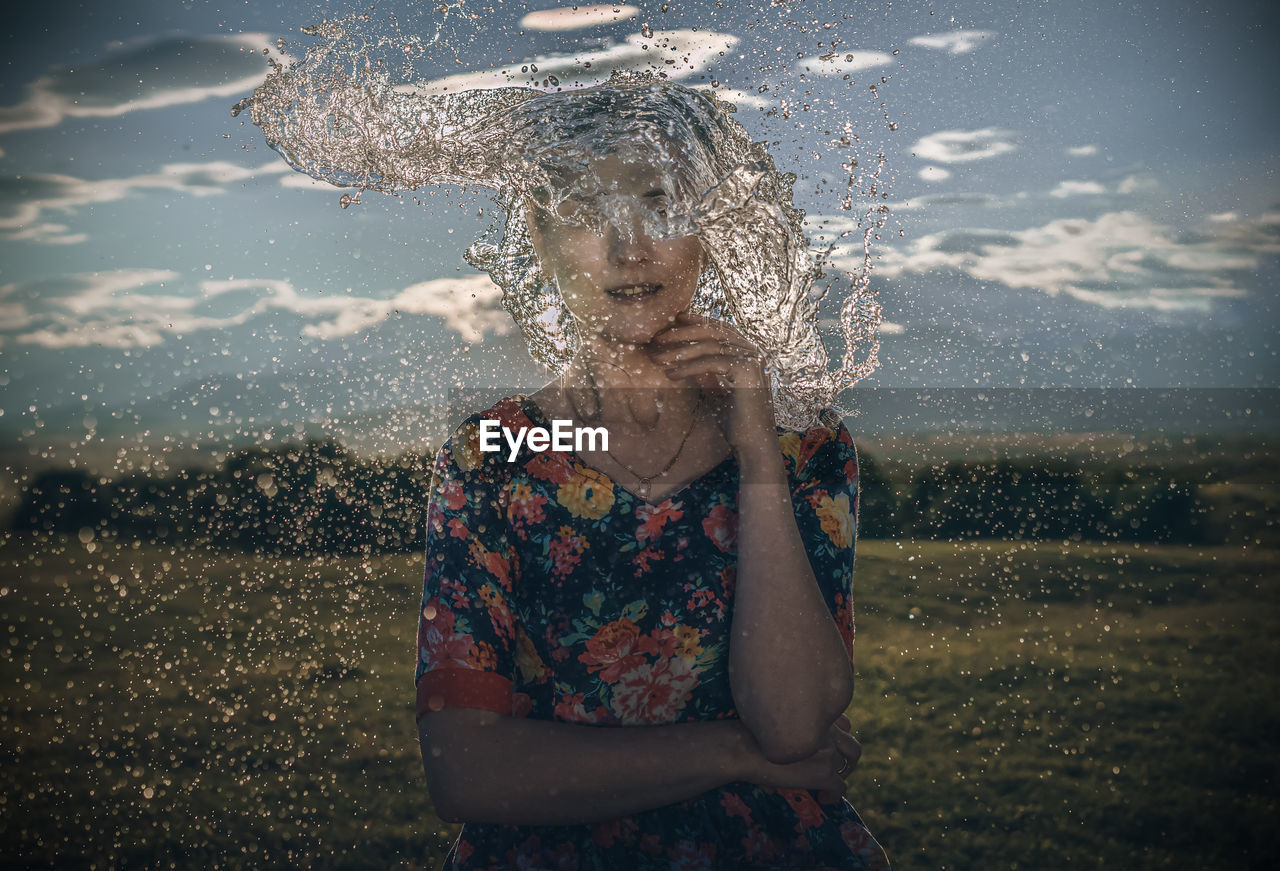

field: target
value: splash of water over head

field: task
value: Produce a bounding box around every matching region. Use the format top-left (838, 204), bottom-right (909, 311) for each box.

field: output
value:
top-left (240, 16), bottom-right (882, 429)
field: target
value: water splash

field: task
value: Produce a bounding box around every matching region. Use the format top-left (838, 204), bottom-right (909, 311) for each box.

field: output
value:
top-left (237, 13), bottom-right (886, 429)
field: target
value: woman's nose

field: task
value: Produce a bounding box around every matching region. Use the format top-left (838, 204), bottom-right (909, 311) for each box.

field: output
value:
top-left (607, 219), bottom-right (652, 266)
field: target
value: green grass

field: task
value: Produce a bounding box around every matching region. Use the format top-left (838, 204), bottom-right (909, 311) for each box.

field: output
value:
top-left (1, 534), bottom-right (1277, 869)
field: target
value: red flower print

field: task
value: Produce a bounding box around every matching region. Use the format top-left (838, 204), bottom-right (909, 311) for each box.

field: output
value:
top-left (833, 592), bottom-right (855, 660)
top-left (417, 597), bottom-right (474, 669)
top-left (797, 428), bottom-right (830, 475)
top-left (661, 610), bottom-right (677, 627)
top-left (529, 451), bottom-right (573, 484)
top-left (720, 791), bottom-right (754, 825)
top-left (778, 787), bottom-right (827, 832)
top-left (841, 819), bottom-right (871, 851)
top-left (578, 617), bottom-right (647, 683)
top-left (447, 516), bottom-right (469, 539)
top-left (512, 692), bottom-right (533, 719)
top-left (510, 482), bottom-right (547, 527)
top-left (701, 504), bottom-right (737, 553)
top-left (633, 547), bottom-right (662, 573)
top-left (609, 656), bottom-right (699, 725)
top-left (440, 476), bottom-right (466, 511)
top-left (636, 499), bottom-right (683, 542)
top-left (455, 840), bottom-right (473, 863)
top-left (549, 526), bottom-right (589, 579)
top-left (686, 588), bottom-right (717, 614)
top-left (638, 627), bottom-right (678, 659)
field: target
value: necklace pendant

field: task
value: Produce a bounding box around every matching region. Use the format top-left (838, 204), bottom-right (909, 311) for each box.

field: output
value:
top-left (637, 477), bottom-right (651, 500)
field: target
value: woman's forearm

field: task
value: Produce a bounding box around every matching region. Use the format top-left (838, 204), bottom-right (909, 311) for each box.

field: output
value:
top-left (729, 440), bottom-right (855, 763)
top-left (421, 712), bottom-right (755, 826)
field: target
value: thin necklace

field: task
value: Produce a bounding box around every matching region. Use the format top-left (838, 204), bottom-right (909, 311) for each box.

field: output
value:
top-left (570, 355), bottom-right (663, 433)
top-left (562, 373), bottom-right (703, 502)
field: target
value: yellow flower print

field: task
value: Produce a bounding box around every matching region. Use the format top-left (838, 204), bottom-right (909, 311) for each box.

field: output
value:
top-left (673, 625), bottom-right (704, 661)
top-left (557, 465), bottom-right (615, 520)
top-left (453, 420), bottom-right (484, 471)
top-left (815, 492), bottom-right (853, 549)
top-left (515, 625), bottom-right (551, 683)
top-left (477, 583), bottom-right (501, 608)
top-left (778, 431), bottom-right (801, 468)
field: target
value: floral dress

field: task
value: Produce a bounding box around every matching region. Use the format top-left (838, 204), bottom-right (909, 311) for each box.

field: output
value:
top-left (414, 394), bottom-right (892, 871)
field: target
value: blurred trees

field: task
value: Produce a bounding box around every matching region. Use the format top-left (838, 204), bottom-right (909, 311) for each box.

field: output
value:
top-left (9, 437), bottom-right (1244, 552)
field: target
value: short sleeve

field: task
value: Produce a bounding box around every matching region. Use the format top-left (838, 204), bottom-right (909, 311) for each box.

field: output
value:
top-left (415, 415), bottom-right (522, 720)
top-left (784, 414), bottom-right (860, 663)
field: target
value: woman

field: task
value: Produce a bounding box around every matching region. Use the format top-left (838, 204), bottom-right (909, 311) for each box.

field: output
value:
top-left (246, 50), bottom-right (889, 867)
top-left (409, 83), bottom-right (892, 869)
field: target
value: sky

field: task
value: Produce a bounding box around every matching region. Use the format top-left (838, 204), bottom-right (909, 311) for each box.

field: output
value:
top-left (0, 0), bottom-right (1277, 455)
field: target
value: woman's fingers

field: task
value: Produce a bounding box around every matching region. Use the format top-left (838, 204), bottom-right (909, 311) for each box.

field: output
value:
top-left (834, 731), bottom-right (862, 771)
top-left (651, 316), bottom-right (754, 349)
top-left (649, 336), bottom-right (758, 363)
top-left (661, 356), bottom-right (754, 384)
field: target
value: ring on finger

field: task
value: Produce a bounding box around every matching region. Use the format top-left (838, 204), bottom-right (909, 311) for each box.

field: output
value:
top-left (836, 754), bottom-right (851, 778)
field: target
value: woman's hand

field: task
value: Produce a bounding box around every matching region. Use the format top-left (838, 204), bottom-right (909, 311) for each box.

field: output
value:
top-left (736, 714), bottom-right (862, 805)
top-left (646, 311), bottom-right (775, 453)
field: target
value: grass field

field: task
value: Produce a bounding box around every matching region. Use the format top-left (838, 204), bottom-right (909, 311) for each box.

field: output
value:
top-left (2, 534), bottom-right (1277, 869)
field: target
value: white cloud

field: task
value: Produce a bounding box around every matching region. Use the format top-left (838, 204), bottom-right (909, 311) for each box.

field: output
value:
top-left (1050, 180), bottom-right (1107, 198)
top-left (1208, 211), bottom-right (1239, 223)
top-left (519, 5), bottom-right (640, 31)
top-left (1116, 173), bottom-right (1158, 195)
top-left (795, 51), bottom-right (895, 75)
top-left (0, 34), bottom-right (273, 134)
top-left (0, 222), bottom-right (87, 245)
top-left (918, 165), bottom-right (951, 182)
top-left (389, 277), bottom-right (511, 343)
top-left (278, 174), bottom-right (337, 191)
top-left (4, 270), bottom-right (509, 349)
top-left (0, 160), bottom-right (290, 238)
top-left (702, 87), bottom-right (772, 110)
top-left (404, 29), bottom-right (738, 94)
top-left (913, 128), bottom-right (1016, 163)
top-left (1066, 144), bottom-right (1098, 157)
top-left (842, 210), bottom-right (1276, 313)
top-left (908, 30), bottom-right (996, 55)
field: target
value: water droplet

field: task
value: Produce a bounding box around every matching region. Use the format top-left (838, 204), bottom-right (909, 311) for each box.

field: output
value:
top-left (640, 23), bottom-right (654, 38)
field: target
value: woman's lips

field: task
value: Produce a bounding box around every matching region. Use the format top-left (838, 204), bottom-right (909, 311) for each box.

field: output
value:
top-left (605, 283), bottom-right (661, 301)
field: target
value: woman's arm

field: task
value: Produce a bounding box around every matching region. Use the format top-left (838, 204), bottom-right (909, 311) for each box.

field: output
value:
top-left (418, 707), bottom-right (757, 825)
top-left (647, 315), bottom-right (858, 763)
top-left (419, 708), bottom-right (860, 826)
top-left (729, 431), bottom-right (856, 763)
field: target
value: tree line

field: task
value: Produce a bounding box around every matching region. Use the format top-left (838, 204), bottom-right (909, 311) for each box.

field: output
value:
top-left (10, 437), bottom-right (1221, 555)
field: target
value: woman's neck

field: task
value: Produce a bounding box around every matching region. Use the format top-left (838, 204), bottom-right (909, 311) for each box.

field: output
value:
top-left (568, 337), bottom-right (669, 389)
top-left (562, 338), bottom-right (701, 429)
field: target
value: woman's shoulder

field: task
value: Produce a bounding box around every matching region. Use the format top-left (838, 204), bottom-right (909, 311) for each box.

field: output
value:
top-left (777, 407), bottom-right (857, 481)
top-left (435, 394), bottom-right (538, 473)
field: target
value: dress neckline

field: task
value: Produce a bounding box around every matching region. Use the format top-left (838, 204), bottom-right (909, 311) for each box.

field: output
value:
top-left (514, 393), bottom-right (738, 509)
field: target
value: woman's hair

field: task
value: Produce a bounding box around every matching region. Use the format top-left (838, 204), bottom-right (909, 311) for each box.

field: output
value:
top-left (464, 73), bottom-right (850, 429)
top-left (246, 42), bottom-right (875, 429)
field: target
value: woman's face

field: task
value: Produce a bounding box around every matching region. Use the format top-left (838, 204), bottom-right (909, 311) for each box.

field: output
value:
top-left (525, 152), bottom-right (707, 347)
